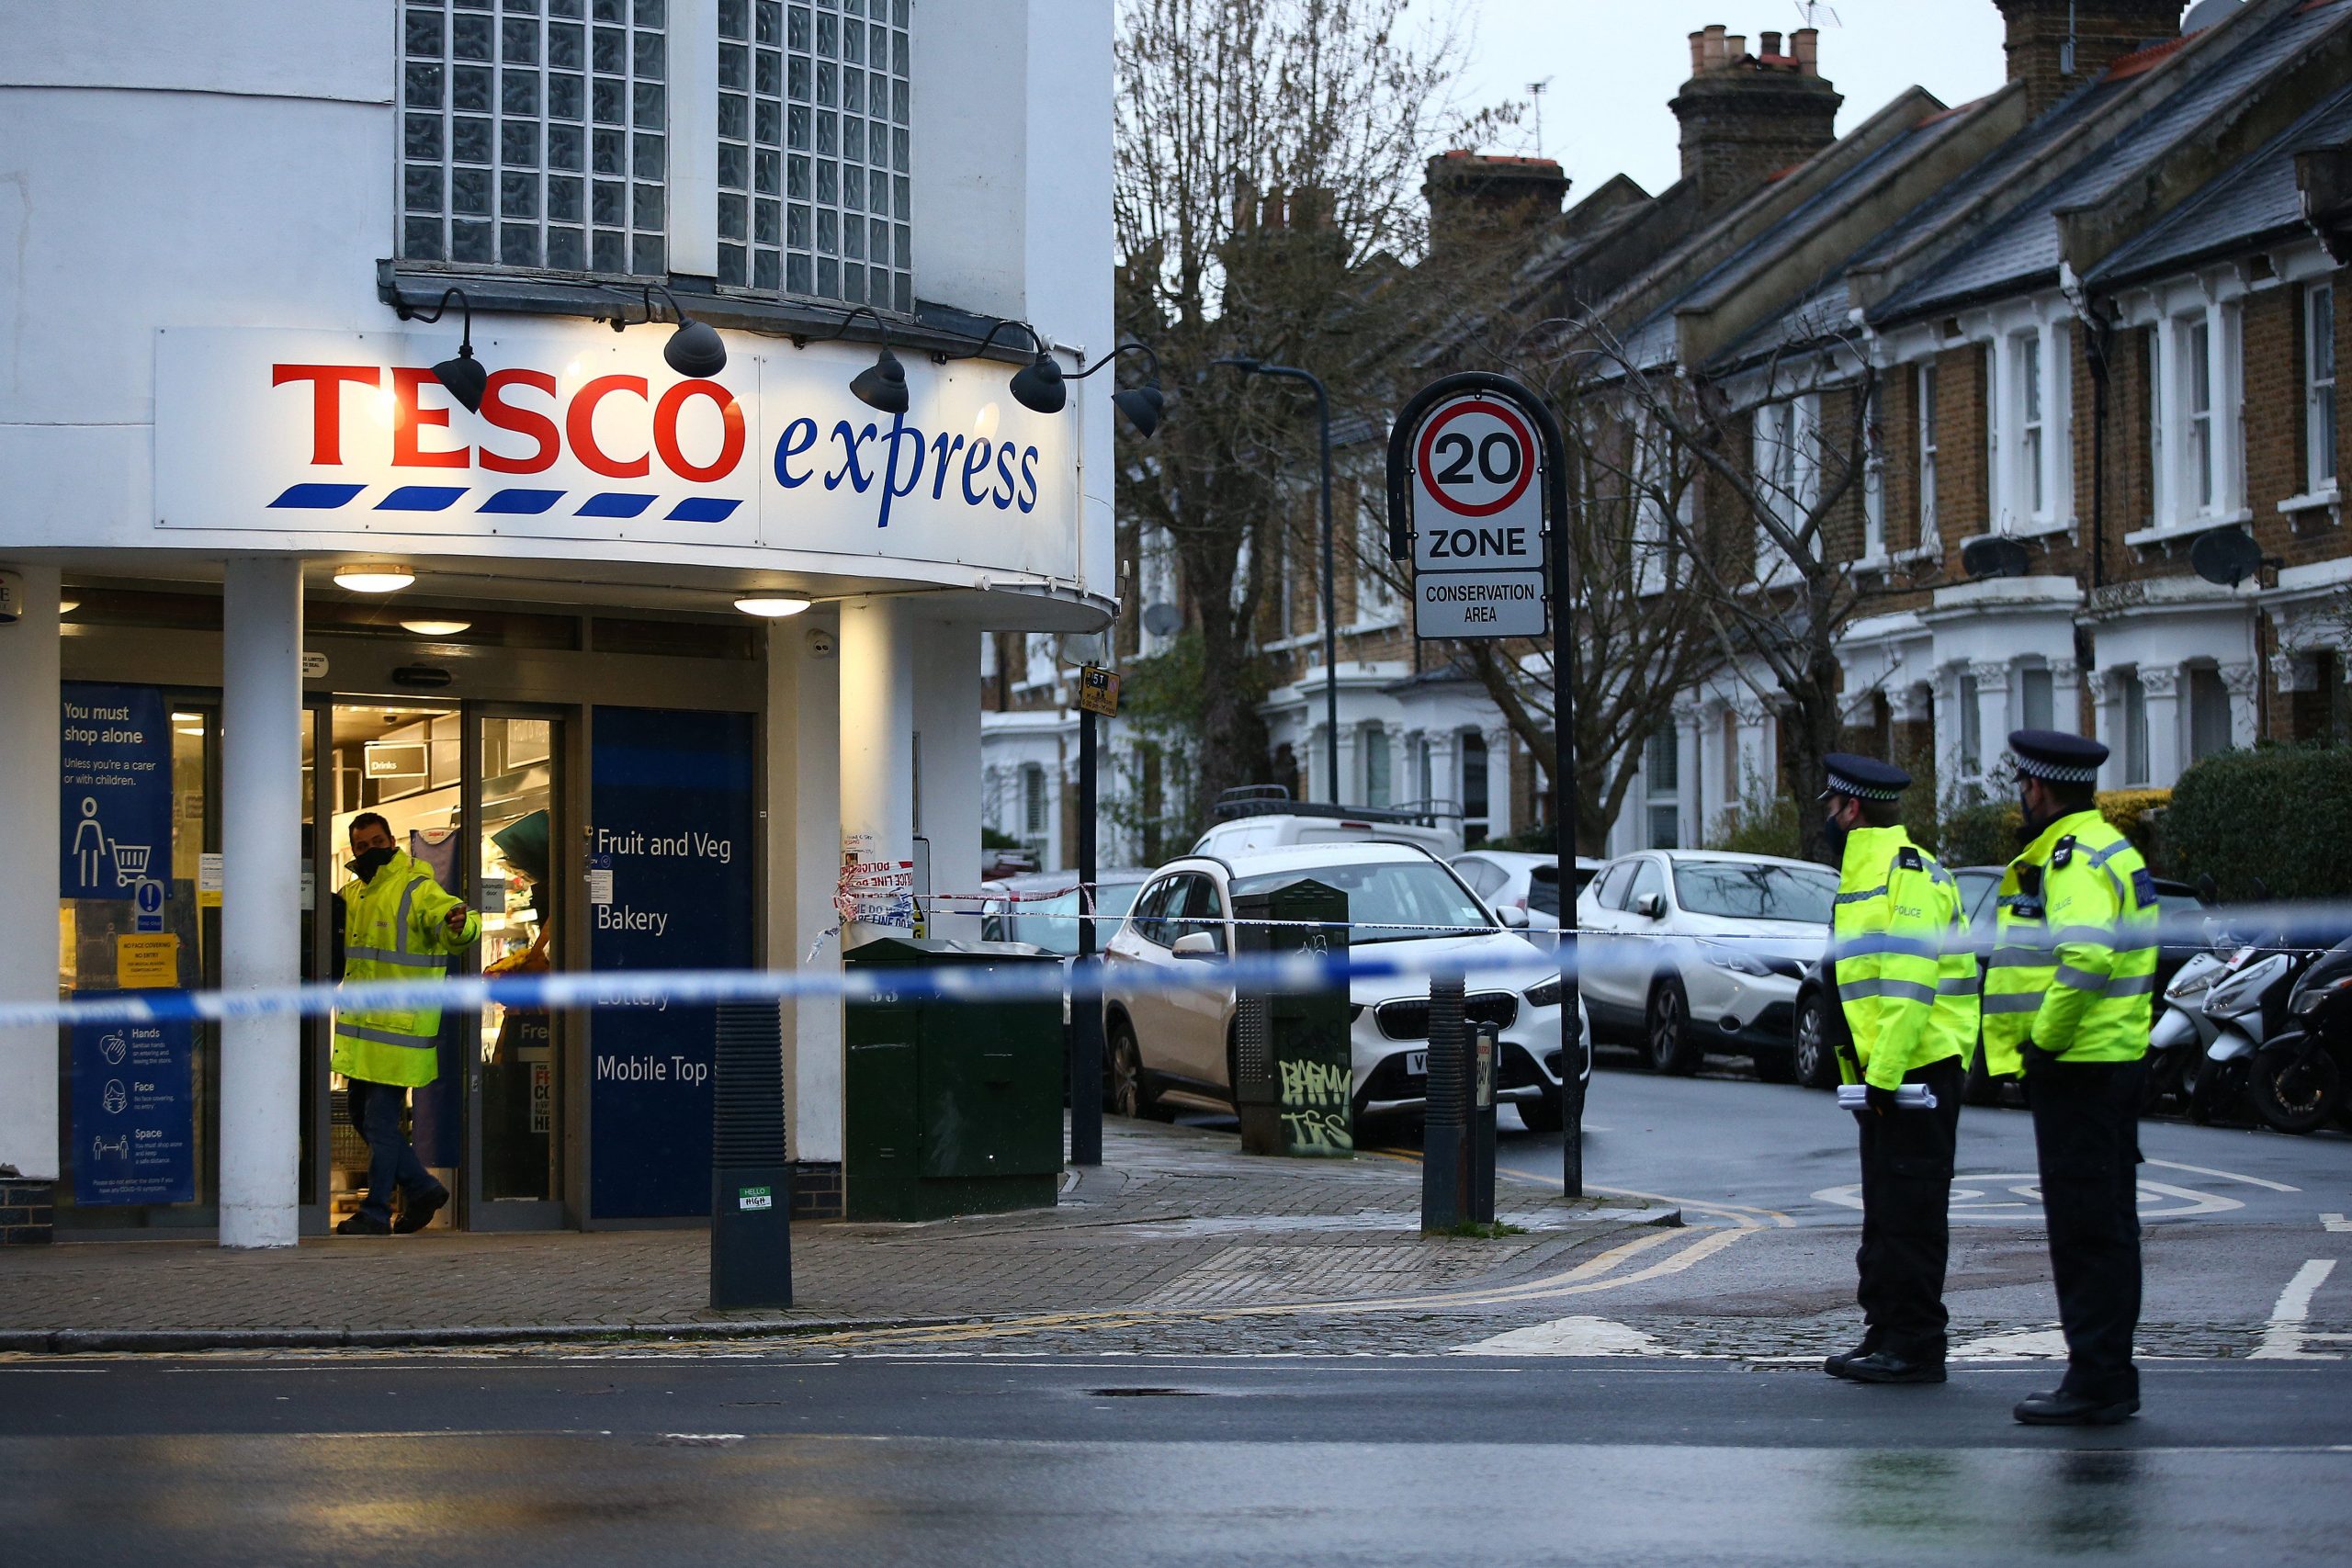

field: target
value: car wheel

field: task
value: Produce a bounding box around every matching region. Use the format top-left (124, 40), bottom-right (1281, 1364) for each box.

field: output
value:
top-left (1791, 992), bottom-right (1838, 1089)
top-left (1517, 1088), bottom-right (1564, 1133)
top-left (1646, 976), bottom-right (1702, 1076)
top-left (1107, 1019), bottom-right (1165, 1122)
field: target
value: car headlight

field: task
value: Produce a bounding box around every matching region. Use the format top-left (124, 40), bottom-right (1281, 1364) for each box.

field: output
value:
top-left (1523, 977), bottom-right (1562, 1010)
top-left (1703, 946), bottom-right (1775, 977)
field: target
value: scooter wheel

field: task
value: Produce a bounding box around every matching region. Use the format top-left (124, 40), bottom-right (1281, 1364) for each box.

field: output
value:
top-left (2249, 1038), bottom-right (2342, 1135)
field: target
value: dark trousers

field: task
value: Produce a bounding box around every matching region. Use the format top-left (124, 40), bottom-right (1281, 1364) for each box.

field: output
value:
top-left (346, 1078), bottom-right (443, 1225)
top-left (1854, 1056), bottom-right (1964, 1362)
top-left (2027, 1057), bottom-right (2144, 1402)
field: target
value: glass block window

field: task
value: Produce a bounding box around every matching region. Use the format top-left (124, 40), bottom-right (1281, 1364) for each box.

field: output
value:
top-left (400, 0), bottom-right (669, 277)
top-left (718, 0), bottom-right (913, 310)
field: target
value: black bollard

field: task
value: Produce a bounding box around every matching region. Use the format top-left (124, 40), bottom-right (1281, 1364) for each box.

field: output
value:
top-left (710, 1000), bottom-right (793, 1309)
top-left (1422, 973), bottom-right (1470, 1231)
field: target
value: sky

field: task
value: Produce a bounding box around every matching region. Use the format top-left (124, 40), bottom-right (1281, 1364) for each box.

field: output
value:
top-left (1448, 0), bottom-right (2012, 199)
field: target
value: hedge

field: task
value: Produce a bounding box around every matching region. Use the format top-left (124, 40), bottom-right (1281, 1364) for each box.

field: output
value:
top-left (2165, 745), bottom-right (2352, 901)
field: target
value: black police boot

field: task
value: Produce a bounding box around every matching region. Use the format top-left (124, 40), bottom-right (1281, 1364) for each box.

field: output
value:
top-left (393, 1183), bottom-right (450, 1235)
top-left (2013, 1387), bottom-right (2139, 1426)
top-left (1838, 1350), bottom-right (1946, 1384)
top-left (1824, 1341), bottom-right (1875, 1379)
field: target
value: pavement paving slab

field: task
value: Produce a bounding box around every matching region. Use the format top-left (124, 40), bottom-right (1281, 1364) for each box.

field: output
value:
top-left (0, 1119), bottom-right (1671, 1352)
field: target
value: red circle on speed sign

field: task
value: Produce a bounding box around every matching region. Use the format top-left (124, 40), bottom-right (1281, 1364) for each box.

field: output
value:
top-left (1414, 398), bottom-right (1537, 519)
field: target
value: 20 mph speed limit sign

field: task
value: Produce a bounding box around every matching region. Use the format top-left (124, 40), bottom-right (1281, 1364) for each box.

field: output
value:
top-left (1392, 391), bottom-right (1550, 638)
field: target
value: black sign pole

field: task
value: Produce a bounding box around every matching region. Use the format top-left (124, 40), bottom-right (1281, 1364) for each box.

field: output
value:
top-left (1069, 703), bottom-right (1104, 1167)
top-left (1387, 373), bottom-right (1582, 1199)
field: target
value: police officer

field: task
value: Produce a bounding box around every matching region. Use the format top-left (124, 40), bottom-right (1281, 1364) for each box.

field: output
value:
top-left (334, 813), bottom-right (481, 1236)
top-left (1819, 755), bottom-right (1978, 1385)
top-left (1983, 729), bottom-right (2159, 1425)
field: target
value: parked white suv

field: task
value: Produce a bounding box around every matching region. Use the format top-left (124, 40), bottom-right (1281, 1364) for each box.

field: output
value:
top-left (1190, 787), bottom-right (1463, 858)
top-left (1101, 842), bottom-right (1589, 1131)
top-left (1577, 850), bottom-right (1834, 1077)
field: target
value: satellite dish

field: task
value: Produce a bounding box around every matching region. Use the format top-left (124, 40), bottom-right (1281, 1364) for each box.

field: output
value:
top-left (1140, 601), bottom-right (1183, 637)
top-left (1961, 536), bottom-right (2032, 581)
top-left (2181, 0), bottom-right (2240, 36)
top-left (2188, 525), bottom-right (2266, 588)
top-left (1057, 630), bottom-right (1109, 667)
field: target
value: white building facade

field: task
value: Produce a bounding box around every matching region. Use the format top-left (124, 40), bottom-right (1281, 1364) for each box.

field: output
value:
top-left (0, 0), bottom-right (1114, 1243)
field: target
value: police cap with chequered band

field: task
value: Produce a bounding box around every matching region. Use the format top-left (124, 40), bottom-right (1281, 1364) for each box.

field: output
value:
top-left (1821, 752), bottom-right (1911, 802)
top-left (2007, 728), bottom-right (2108, 784)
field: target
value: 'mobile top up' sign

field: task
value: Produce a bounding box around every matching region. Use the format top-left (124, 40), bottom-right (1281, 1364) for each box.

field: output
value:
top-left (153, 325), bottom-right (1080, 581)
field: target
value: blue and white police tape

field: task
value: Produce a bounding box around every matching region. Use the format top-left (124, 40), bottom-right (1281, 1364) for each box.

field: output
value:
top-left (0, 944), bottom-right (1570, 1034)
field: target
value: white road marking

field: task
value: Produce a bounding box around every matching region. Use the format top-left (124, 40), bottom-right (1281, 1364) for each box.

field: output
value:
top-left (2143, 1157), bottom-right (2299, 1194)
top-left (1451, 1316), bottom-right (1676, 1358)
top-left (2323, 1213), bottom-right (2352, 1234)
top-left (1812, 1174), bottom-right (2242, 1220)
top-left (1949, 1326), bottom-right (2070, 1361)
top-left (2250, 1260), bottom-right (2346, 1361)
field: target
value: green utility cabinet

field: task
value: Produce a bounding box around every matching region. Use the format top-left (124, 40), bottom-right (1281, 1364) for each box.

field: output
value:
top-left (842, 937), bottom-right (1064, 1221)
top-left (1231, 878), bottom-right (1353, 1157)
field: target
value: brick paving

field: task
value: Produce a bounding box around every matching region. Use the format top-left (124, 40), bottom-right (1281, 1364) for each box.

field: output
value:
top-left (0, 1120), bottom-right (1670, 1351)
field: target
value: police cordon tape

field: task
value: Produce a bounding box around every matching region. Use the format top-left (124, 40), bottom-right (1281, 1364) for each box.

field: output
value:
top-left (13, 900), bottom-right (2343, 1034)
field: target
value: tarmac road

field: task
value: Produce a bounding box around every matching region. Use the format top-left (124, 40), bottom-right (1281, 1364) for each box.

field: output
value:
top-left (6, 1353), bottom-right (2352, 1567)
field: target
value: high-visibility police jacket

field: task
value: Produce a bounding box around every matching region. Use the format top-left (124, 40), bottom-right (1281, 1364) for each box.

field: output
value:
top-left (1982, 810), bottom-right (2158, 1076)
top-left (1831, 825), bottom-right (1979, 1090)
top-left (333, 851), bottom-right (481, 1088)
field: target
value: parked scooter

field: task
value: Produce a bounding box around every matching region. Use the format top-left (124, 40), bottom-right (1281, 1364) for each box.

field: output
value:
top-left (2193, 904), bottom-right (2335, 1125)
top-left (2249, 934), bottom-right (2352, 1135)
top-left (2150, 944), bottom-right (2228, 1112)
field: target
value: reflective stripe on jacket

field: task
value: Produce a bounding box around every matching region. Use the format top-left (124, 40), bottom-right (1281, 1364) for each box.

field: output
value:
top-left (332, 850), bottom-right (481, 1088)
top-left (1831, 825), bottom-right (1978, 1090)
top-left (1982, 811), bottom-right (2157, 1075)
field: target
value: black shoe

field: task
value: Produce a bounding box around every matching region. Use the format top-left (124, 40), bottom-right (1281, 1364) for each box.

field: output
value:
top-left (334, 1213), bottom-right (391, 1236)
top-left (1824, 1343), bottom-right (1875, 1379)
top-left (1838, 1350), bottom-right (1946, 1384)
top-left (392, 1185), bottom-right (450, 1235)
top-left (2013, 1388), bottom-right (2139, 1426)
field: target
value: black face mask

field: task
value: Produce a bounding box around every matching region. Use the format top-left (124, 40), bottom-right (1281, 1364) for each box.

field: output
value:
top-left (350, 845), bottom-right (397, 882)
top-left (1823, 813), bottom-right (1850, 862)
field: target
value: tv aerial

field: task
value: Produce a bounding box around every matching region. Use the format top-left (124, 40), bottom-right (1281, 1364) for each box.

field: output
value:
top-left (1793, 2), bottom-right (1842, 27)
top-left (1526, 77), bottom-right (1553, 160)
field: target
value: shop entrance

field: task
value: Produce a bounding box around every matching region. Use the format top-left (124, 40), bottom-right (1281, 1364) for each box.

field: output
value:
top-left (320, 702), bottom-right (569, 1232)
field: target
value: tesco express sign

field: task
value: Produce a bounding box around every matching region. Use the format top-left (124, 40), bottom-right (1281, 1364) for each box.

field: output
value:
top-left (153, 324), bottom-right (1079, 579)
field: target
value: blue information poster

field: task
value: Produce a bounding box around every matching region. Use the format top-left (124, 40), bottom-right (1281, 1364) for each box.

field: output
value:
top-left (71, 1000), bottom-right (197, 1205)
top-left (589, 707), bottom-right (757, 1219)
top-left (60, 682), bottom-right (172, 903)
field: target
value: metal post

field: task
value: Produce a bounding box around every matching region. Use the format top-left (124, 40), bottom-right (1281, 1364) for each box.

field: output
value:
top-left (1069, 706), bottom-right (1104, 1166)
top-left (1553, 429), bottom-right (1584, 1200)
top-left (1421, 972), bottom-right (1469, 1231)
top-left (1470, 1027), bottom-right (1497, 1224)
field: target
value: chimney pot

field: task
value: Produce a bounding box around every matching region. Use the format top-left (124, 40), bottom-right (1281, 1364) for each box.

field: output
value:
top-left (1725, 34), bottom-right (1747, 63)
top-left (1690, 29), bottom-right (1707, 76)
top-left (1703, 23), bottom-right (1726, 69)
top-left (1760, 30), bottom-right (1781, 58)
top-left (1793, 27), bottom-right (1819, 74)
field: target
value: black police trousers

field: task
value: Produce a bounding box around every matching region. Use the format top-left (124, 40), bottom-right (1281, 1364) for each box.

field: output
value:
top-left (2026, 1056), bottom-right (2145, 1402)
top-left (1854, 1055), bottom-right (1964, 1362)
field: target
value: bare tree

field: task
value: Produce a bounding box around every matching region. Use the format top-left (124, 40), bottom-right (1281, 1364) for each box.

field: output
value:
top-left (1114, 0), bottom-right (1507, 829)
top-left (1350, 345), bottom-right (1726, 856)
top-left (1568, 310), bottom-right (1917, 863)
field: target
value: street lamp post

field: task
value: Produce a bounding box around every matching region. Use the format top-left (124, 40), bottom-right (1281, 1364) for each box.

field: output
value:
top-left (1214, 358), bottom-right (1340, 806)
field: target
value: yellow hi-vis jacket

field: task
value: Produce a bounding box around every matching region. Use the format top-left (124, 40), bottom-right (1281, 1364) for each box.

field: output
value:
top-left (1832, 825), bottom-right (1978, 1090)
top-left (1983, 810), bottom-right (2158, 1076)
top-left (333, 851), bottom-right (481, 1088)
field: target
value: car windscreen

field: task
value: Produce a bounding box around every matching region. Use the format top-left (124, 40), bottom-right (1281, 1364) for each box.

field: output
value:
top-left (1671, 862), bottom-right (1837, 924)
top-left (1229, 862), bottom-right (1493, 944)
top-left (1528, 865), bottom-right (1560, 919)
top-left (1006, 880), bottom-right (1148, 954)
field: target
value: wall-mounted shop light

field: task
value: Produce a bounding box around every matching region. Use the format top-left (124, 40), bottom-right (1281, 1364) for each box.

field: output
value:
top-left (393, 288), bottom-right (488, 413)
top-left (735, 593), bottom-right (813, 617)
top-left (400, 618), bottom-right (472, 637)
top-left (608, 283), bottom-right (729, 377)
top-left (1070, 342), bottom-right (1164, 437)
top-left (334, 563), bottom-right (415, 594)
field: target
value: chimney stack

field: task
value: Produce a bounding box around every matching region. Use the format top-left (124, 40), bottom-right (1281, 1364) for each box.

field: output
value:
top-left (1996, 1), bottom-right (2186, 117)
top-left (1423, 152), bottom-right (1571, 267)
top-left (1670, 19), bottom-right (1844, 211)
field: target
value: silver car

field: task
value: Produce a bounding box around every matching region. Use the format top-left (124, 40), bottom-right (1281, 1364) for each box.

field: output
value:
top-left (1100, 842), bottom-right (1590, 1130)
